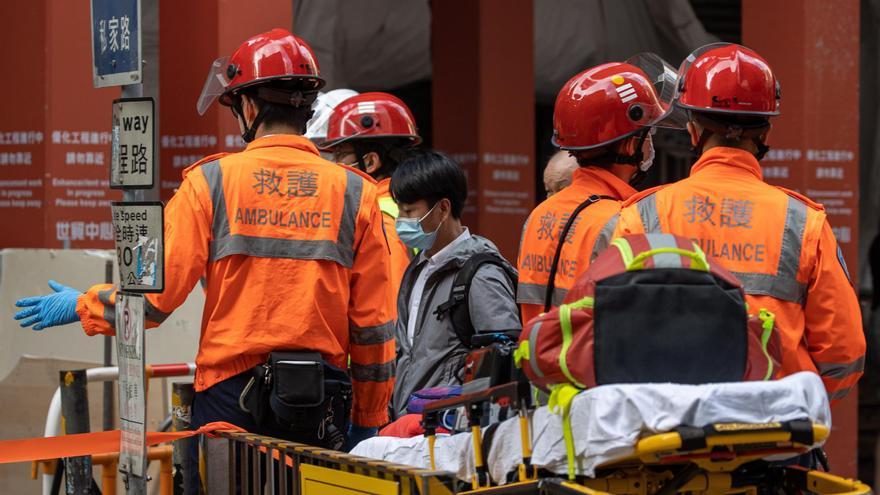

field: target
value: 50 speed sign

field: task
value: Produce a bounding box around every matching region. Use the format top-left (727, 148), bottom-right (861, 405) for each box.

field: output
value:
top-left (111, 202), bottom-right (164, 292)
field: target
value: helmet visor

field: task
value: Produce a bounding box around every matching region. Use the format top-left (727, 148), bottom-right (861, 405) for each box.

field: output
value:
top-left (626, 52), bottom-right (688, 129)
top-left (196, 56), bottom-right (230, 116)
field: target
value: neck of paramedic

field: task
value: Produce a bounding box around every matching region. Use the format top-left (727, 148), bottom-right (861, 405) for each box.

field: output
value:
top-left (425, 198), bottom-right (464, 258)
top-left (240, 95), bottom-right (304, 140)
top-left (687, 120), bottom-right (769, 154)
top-left (574, 139), bottom-right (638, 183)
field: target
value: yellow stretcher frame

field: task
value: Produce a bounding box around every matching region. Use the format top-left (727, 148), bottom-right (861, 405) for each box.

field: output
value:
top-left (452, 422), bottom-right (872, 494)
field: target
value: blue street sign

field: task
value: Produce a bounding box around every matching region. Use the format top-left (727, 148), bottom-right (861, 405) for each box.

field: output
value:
top-left (90, 0), bottom-right (141, 88)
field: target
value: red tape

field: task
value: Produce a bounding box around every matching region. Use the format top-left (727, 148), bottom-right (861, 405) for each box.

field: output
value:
top-left (0, 421), bottom-right (245, 464)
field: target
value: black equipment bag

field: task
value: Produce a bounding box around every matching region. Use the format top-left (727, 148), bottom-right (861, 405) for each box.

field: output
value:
top-left (239, 351), bottom-right (352, 450)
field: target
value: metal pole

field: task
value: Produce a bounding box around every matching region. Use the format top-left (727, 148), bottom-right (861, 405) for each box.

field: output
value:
top-left (171, 382), bottom-right (195, 495)
top-left (59, 369), bottom-right (93, 494)
top-left (103, 259), bottom-right (114, 432)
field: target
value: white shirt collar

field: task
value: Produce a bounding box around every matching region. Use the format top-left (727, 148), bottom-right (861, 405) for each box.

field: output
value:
top-left (425, 228), bottom-right (471, 267)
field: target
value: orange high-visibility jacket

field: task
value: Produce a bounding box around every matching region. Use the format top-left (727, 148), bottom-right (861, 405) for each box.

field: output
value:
top-left (615, 147), bottom-right (865, 402)
top-left (76, 135), bottom-right (396, 427)
top-left (517, 166), bottom-right (637, 323)
top-left (376, 178), bottom-right (411, 302)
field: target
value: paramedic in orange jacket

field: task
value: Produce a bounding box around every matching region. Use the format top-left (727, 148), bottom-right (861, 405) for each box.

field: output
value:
top-left (517, 59), bottom-right (675, 323)
top-left (614, 43), bottom-right (865, 402)
top-left (14, 29), bottom-right (395, 444)
top-left (320, 92), bottom-right (421, 298)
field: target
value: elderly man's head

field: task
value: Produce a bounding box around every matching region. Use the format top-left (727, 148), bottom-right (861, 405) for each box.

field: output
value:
top-left (543, 150), bottom-right (578, 197)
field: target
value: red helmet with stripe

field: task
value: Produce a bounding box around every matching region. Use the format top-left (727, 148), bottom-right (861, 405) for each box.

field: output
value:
top-left (197, 28), bottom-right (324, 116)
top-left (321, 92), bottom-right (421, 149)
top-left (553, 62), bottom-right (667, 150)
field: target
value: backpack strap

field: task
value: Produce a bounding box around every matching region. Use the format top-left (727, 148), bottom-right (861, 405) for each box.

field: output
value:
top-left (544, 195), bottom-right (616, 312)
top-left (434, 253), bottom-right (519, 348)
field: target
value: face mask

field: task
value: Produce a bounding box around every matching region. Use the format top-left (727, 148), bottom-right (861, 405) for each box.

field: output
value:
top-left (395, 203), bottom-right (442, 251)
top-left (639, 133), bottom-right (656, 172)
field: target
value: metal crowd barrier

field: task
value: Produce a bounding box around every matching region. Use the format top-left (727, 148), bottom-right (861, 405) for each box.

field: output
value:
top-left (33, 363), bottom-right (196, 495)
top-left (202, 430), bottom-right (458, 495)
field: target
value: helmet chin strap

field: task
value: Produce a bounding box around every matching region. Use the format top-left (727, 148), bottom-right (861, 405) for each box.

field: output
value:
top-left (238, 104), bottom-right (271, 143)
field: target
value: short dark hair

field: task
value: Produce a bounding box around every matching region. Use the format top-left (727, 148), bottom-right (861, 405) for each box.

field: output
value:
top-left (238, 82), bottom-right (315, 134)
top-left (691, 111), bottom-right (770, 148)
top-left (391, 149), bottom-right (468, 219)
top-left (353, 138), bottom-right (413, 179)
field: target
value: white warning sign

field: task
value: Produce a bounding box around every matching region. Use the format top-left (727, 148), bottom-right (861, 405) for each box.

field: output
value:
top-left (111, 202), bottom-right (164, 292)
top-left (116, 291), bottom-right (147, 478)
top-left (111, 97), bottom-right (154, 189)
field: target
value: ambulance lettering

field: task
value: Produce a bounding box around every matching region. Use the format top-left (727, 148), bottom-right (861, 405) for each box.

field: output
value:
top-left (234, 207), bottom-right (332, 228)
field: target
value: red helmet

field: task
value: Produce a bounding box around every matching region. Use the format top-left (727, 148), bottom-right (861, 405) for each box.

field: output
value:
top-left (197, 28), bottom-right (324, 115)
top-left (321, 92), bottom-right (421, 149)
top-left (676, 43), bottom-right (780, 117)
top-left (553, 62), bottom-right (667, 150)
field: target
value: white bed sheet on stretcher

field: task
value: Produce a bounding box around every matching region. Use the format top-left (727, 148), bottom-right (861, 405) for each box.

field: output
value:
top-left (351, 372), bottom-right (830, 483)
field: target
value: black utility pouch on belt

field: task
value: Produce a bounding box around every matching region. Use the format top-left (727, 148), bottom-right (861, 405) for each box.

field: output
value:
top-left (239, 351), bottom-right (352, 451)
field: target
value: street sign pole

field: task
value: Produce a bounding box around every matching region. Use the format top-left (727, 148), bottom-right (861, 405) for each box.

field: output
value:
top-left (92, 0), bottom-right (159, 491)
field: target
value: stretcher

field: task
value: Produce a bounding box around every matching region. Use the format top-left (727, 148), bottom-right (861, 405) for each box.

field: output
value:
top-left (345, 372), bottom-right (871, 494)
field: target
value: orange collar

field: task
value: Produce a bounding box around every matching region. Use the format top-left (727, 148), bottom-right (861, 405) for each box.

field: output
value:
top-left (244, 134), bottom-right (321, 156)
top-left (690, 147), bottom-right (763, 180)
top-left (376, 177), bottom-right (392, 198)
top-left (571, 166), bottom-right (638, 200)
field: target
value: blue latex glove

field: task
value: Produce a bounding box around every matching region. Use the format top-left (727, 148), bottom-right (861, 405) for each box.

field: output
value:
top-left (344, 424), bottom-right (379, 452)
top-left (14, 280), bottom-right (82, 331)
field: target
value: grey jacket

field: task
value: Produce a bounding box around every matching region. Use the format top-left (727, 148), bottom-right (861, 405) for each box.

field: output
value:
top-left (392, 234), bottom-right (521, 418)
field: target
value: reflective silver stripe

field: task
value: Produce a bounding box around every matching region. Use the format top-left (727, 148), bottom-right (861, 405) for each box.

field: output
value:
top-left (528, 321), bottom-right (545, 378)
top-left (516, 282), bottom-right (567, 307)
top-left (350, 360), bottom-right (394, 382)
top-left (732, 196), bottom-right (809, 304)
top-left (145, 298), bottom-right (171, 324)
top-left (731, 272), bottom-right (807, 304)
top-left (203, 160), bottom-right (362, 267)
top-left (350, 321), bottom-right (394, 346)
top-left (337, 169), bottom-right (363, 263)
top-left (201, 160), bottom-right (230, 240)
top-left (817, 356), bottom-right (865, 380)
top-left (637, 193), bottom-right (661, 233)
top-left (98, 288), bottom-right (115, 325)
top-left (210, 235), bottom-right (353, 267)
top-left (829, 386), bottom-right (855, 401)
top-left (591, 214), bottom-right (619, 262)
top-left (645, 233), bottom-right (684, 268)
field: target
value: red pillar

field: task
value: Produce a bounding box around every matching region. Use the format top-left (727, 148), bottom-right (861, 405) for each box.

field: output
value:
top-left (743, 0), bottom-right (860, 477)
top-left (431, 0), bottom-right (535, 261)
top-left (158, 0), bottom-right (293, 200)
top-left (0, 0), bottom-right (121, 248)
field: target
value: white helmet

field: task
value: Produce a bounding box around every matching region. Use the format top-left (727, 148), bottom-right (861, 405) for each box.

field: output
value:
top-left (304, 88), bottom-right (359, 142)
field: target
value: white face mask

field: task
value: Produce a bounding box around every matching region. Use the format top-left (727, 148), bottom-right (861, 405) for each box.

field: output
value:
top-left (639, 133), bottom-right (656, 172)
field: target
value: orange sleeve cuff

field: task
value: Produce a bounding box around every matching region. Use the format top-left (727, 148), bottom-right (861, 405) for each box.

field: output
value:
top-left (352, 407), bottom-right (390, 428)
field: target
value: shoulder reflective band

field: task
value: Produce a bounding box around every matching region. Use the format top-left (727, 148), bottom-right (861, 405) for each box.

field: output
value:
top-left (637, 193), bottom-right (661, 233)
top-left (202, 160), bottom-right (363, 268)
top-left (637, 193), bottom-right (808, 304)
top-left (591, 214), bottom-right (619, 263)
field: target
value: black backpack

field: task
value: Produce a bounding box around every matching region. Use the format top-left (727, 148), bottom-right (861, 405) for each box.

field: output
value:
top-left (433, 253), bottom-right (519, 348)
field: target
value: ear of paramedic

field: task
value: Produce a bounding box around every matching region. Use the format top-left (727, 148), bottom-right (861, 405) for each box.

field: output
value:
top-left (391, 150), bottom-right (467, 256)
top-left (552, 60), bottom-right (671, 184)
top-left (543, 150), bottom-right (578, 197)
top-left (321, 92), bottom-right (421, 180)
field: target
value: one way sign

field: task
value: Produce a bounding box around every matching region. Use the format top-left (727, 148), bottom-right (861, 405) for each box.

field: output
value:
top-left (111, 97), bottom-right (154, 189)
